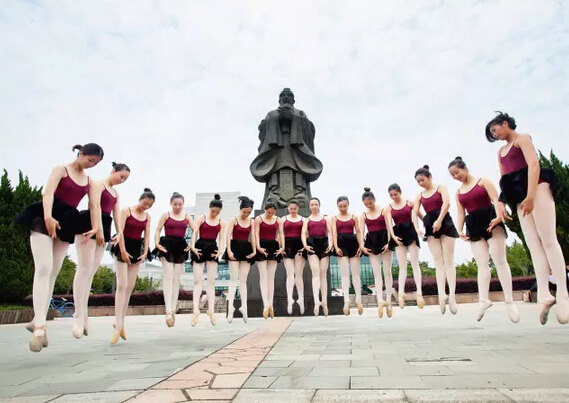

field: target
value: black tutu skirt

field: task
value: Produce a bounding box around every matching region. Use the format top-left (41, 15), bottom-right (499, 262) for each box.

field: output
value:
top-left (153, 236), bottom-right (189, 264)
top-left (256, 239), bottom-right (282, 262)
top-left (389, 222), bottom-right (420, 249)
top-left (364, 229), bottom-right (391, 254)
top-left (75, 210), bottom-right (113, 242)
top-left (333, 233), bottom-right (360, 258)
top-left (465, 205), bottom-right (507, 242)
top-left (284, 237), bottom-right (304, 259)
top-left (223, 239), bottom-right (254, 263)
top-left (191, 238), bottom-right (218, 263)
top-left (499, 167), bottom-right (558, 211)
top-left (15, 199), bottom-right (80, 244)
top-left (423, 210), bottom-right (458, 239)
top-left (305, 236), bottom-right (330, 259)
top-left (110, 236), bottom-right (151, 263)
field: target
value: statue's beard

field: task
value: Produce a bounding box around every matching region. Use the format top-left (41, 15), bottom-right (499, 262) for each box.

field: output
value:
top-left (281, 101), bottom-right (293, 108)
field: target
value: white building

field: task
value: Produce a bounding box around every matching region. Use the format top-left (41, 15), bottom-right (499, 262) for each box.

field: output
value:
top-left (184, 191), bottom-right (242, 221)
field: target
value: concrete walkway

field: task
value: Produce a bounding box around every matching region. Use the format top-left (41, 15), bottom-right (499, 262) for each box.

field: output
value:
top-left (1, 302), bottom-right (568, 402)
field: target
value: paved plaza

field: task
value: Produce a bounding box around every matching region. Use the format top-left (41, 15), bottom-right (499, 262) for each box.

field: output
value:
top-left (1, 302), bottom-right (569, 402)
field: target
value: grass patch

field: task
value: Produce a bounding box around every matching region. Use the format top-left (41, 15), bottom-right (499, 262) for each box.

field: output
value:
top-left (0, 305), bottom-right (30, 311)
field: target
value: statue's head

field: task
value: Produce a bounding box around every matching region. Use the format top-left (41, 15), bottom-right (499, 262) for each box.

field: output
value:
top-left (279, 88), bottom-right (295, 107)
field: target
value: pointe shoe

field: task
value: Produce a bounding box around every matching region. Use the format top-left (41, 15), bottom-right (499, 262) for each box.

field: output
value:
top-left (398, 295), bottom-right (405, 309)
top-left (299, 301), bottom-right (305, 316)
top-left (111, 329), bottom-right (121, 345)
top-left (539, 298), bottom-right (556, 325)
top-left (191, 313), bottom-right (200, 327)
top-left (263, 308), bottom-right (269, 320)
top-left (29, 327), bottom-right (47, 353)
top-left (476, 301), bottom-right (493, 322)
top-left (72, 322), bottom-right (84, 339)
top-left (172, 313), bottom-right (176, 327)
top-left (239, 307), bottom-right (248, 323)
top-left (555, 298), bottom-right (569, 325)
top-left (322, 304), bottom-right (329, 317)
top-left (165, 313), bottom-right (174, 328)
top-left (227, 306), bottom-right (235, 323)
top-left (287, 301), bottom-right (293, 315)
top-left (439, 295), bottom-right (448, 314)
top-left (314, 303), bottom-right (320, 317)
top-left (378, 301), bottom-right (387, 318)
top-left (386, 304), bottom-right (393, 318)
top-left (269, 306), bottom-right (275, 319)
top-left (207, 311), bottom-right (216, 326)
top-left (357, 304), bottom-right (364, 315)
top-left (449, 298), bottom-right (458, 315)
top-left (505, 302), bottom-right (520, 323)
top-left (417, 296), bottom-right (425, 309)
top-left (343, 304), bottom-right (350, 316)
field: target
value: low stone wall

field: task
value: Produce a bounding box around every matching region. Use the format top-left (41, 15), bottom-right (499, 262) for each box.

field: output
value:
top-left (0, 309), bottom-right (56, 325)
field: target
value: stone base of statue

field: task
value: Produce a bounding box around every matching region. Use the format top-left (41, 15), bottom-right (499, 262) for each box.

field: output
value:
top-left (229, 296), bottom-right (346, 318)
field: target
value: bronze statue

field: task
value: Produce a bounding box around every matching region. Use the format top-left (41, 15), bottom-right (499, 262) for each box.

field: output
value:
top-left (250, 88), bottom-right (323, 211)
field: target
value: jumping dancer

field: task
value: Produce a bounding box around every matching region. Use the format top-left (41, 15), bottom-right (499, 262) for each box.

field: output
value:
top-left (332, 196), bottom-right (364, 316)
top-left (110, 189), bottom-right (154, 344)
top-left (279, 200), bottom-right (307, 315)
top-left (414, 165), bottom-right (459, 315)
top-left (449, 157), bottom-right (519, 322)
top-left (73, 162), bottom-right (130, 338)
top-left (486, 112), bottom-right (568, 324)
top-left (190, 194), bottom-right (225, 326)
top-left (360, 187), bottom-right (393, 319)
top-left (16, 143), bottom-right (104, 352)
top-left (154, 192), bottom-right (194, 328)
top-left (223, 196), bottom-right (256, 323)
top-left (386, 184), bottom-right (424, 309)
top-left (301, 197), bottom-right (333, 316)
top-left (254, 201), bottom-right (283, 319)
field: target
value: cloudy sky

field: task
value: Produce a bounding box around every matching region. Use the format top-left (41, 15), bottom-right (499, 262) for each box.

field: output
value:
top-left (2, 0), bottom-right (568, 265)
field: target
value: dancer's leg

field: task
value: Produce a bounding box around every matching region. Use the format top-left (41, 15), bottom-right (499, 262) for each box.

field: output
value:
top-left (338, 257), bottom-right (351, 306)
top-left (121, 262), bottom-right (141, 326)
top-left (171, 263), bottom-right (183, 314)
top-left (283, 258), bottom-right (295, 312)
top-left (442, 236), bottom-right (457, 313)
top-left (408, 243), bottom-right (424, 307)
top-left (319, 256), bottom-right (329, 308)
top-left (238, 262), bottom-right (250, 318)
top-left (470, 239), bottom-right (492, 320)
top-left (73, 237), bottom-right (97, 334)
top-left (227, 260), bottom-right (240, 319)
top-left (382, 251), bottom-right (394, 307)
top-left (257, 261), bottom-right (269, 309)
top-left (114, 260), bottom-right (128, 329)
top-left (395, 246), bottom-right (408, 305)
top-left (308, 255), bottom-right (321, 308)
top-left (294, 255), bottom-right (306, 313)
top-left (369, 254), bottom-right (383, 307)
top-left (267, 261), bottom-right (278, 308)
top-left (30, 232), bottom-right (55, 328)
top-left (162, 259), bottom-right (175, 314)
top-left (350, 257), bottom-right (362, 305)
top-left (206, 261), bottom-right (218, 314)
top-left (192, 262), bottom-right (205, 314)
top-left (427, 237), bottom-right (446, 302)
top-left (488, 227), bottom-right (519, 322)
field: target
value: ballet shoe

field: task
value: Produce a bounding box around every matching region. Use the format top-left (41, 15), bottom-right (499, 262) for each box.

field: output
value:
top-left (343, 304), bottom-right (350, 316)
top-left (555, 298), bottom-right (569, 325)
top-left (191, 313), bottom-right (200, 327)
top-left (322, 303), bottom-right (329, 317)
top-left (314, 303), bottom-right (320, 317)
top-left (239, 307), bottom-right (248, 323)
top-left (378, 301), bottom-right (387, 318)
top-left (538, 298), bottom-right (556, 325)
top-left (416, 296), bottom-right (425, 309)
top-left (172, 313), bottom-right (176, 327)
top-left (83, 317), bottom-right (89, 336)
top-left (25, 321), bottom-right (35, 333)
top-left (111, 329), bottom-right (121, 345)
top-left (29, 327), bottom-right (47, 353)
top-left (72, 322), bottom-right (84, 339)
top-left (449, 298), bottom-right (458, 315)
top-left (227, 305), bottom-right (235, 323)
top-left (269, 306), bottom-right (275, 319)
top-left (207, 311), bottom-right (216, 326)
top-left (439, 295), bottom-right (448, 315)
top-left (299, 302), bottom-right (305, 316)
top-left (386, 304), bottom-right (393, 318)
top-left (357, 304), bottom-right (364, 315)
top-left (476, 301), bottom-right (493, 322)
top-left (262, 308), bottom-right (269, 320)
top-left (398, 295), bottom-right (405, 309)
top-left (505, 302), bottom-right (520, 323)
top-left (287, 301), bottom-right (293, 315)
top-left (165, 313), bottom-right (174, 328)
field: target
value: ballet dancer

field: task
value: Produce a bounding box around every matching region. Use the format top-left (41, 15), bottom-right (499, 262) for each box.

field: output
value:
top-left (448, 157), bottom-right (519, 322)
top-left (190, 194), bottom-right (226, 326)
top-left (16, 143), bottom-right (104, 352)
top-left (413, 165), bottom-right (459, 315)
top-left (301, 197), bottom-right (333, 316)
top-left (486, 112), bottom-right (568, 324)
top-left (254, 200), bottom-right (283, 319)
top-left (73, 162), bottom-right (130, 338)
top-left (332, 196), bottom-right (364, 316)
top-left (110, 188), bottom-right (155, 344)
top-left (386, 184), bottom-right (424, 309)
top-left (154, 192), bottom-right (194, 328)
top-left (279, 200), bottom-right (307, 315)
top-left (360, 187), bottom-right (394, 318)
top-left (223, 196), bottom-right (256, 323)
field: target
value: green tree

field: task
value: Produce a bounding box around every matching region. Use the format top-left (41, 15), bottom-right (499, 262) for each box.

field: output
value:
top-left (91, 265), bottom-right (115, 294)
top-left (506, 240), bottom-right (532, 277)
top-left (0, 170), bottom-right (42, 303)
top-left (392, 261), bottom-right (436, 277)
top-left (135, 276), bottom-right (162, 292)
top-left (455, 258), bottom-right (479, 278)
top-left (53, 256), bottom-right (76, 295)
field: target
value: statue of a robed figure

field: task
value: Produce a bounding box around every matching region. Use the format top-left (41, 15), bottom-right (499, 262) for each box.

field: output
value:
top-left (250, 88), bottom-right (323, 212)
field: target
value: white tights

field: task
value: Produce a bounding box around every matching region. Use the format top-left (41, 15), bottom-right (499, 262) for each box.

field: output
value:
top-left (307, 255), bottom-right (329, 307)
top-left (73, 237), bottom-right (106, 328)
top-left (162, 258), bottom-right (184, 314)
top-left (114, 259), bottom-right (141, 328)
top-left (338, 256), bottom-right (361, 305)
top-left (192, 261), bottom-right (218, 314)
top-left (518, 183), bottom-right (569, 303)
top-left (369, 251), bottom-right (393, 305)
top-left (395, 243), bottom-right (422, 297)
top-left (258, 260), bottom-right (278, 309)
top-left (30, 232), bottom-right (69, 328)
top-left (427, 236), bottom-right (456, 301)
top-left (283, 255), bottom-right (306, 305)
top-left (470, 227), bottom-right (514, 303)
top-left (227, 261), bottom-right (251, 313)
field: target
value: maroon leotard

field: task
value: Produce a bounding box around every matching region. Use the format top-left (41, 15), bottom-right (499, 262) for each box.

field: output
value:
top-left (284, 218), bottom-right (303, 238)
top-left (308, 218), bottom-right (327, 237)
top-left (458, 183), bottom-right (491, 214)
top-left (123, 210), bottom-right (147, 239)
top-left (53, 169), bottom-right (90, 208)
top-left (164, 215), bottom-right (188, 237)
